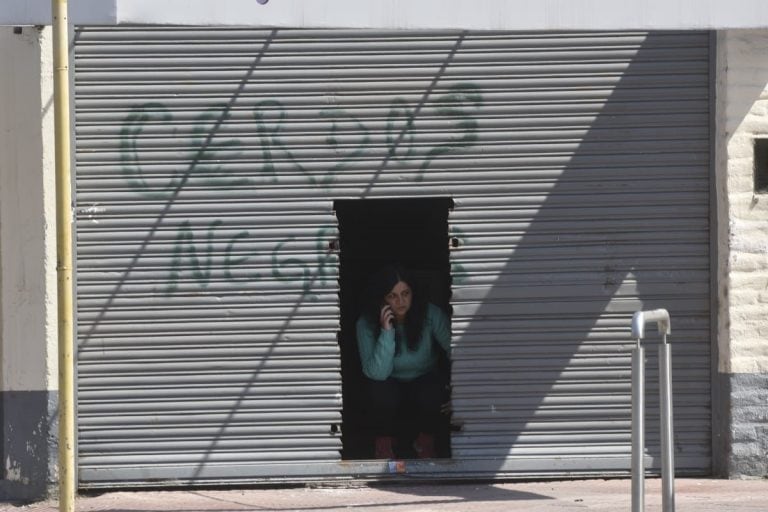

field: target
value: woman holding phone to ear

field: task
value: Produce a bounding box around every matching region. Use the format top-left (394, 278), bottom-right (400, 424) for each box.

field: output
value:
top-left (356, 264), bottom-right (451, 459)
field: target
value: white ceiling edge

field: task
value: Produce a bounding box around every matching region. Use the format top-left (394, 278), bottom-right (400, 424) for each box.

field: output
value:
top-left (4, 0), bottom-right (768, 29)
top-left (1, 0), bottom-right (116, 25)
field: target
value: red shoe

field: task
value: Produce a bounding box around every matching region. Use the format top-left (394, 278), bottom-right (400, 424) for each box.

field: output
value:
top-left (374, 436), bottom-right (396, 459)
top-left (413, 432), bottom-right (435, 459)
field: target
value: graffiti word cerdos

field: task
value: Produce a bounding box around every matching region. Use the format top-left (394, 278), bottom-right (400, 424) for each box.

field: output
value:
top-left (120, 83), bottom-right (483, 198)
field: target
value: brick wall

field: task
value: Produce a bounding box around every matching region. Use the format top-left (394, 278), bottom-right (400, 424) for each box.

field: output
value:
top-left (717, 29), bottom-right (768, 476)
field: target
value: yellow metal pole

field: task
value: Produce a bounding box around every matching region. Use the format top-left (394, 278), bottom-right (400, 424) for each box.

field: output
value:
top-left (52, 0), bottom-right (76, 510)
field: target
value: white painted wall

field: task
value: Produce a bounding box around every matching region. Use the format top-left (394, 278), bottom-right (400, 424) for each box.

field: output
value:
top-left (716, 30), bottom-right (768, 374)
top-left (0, 26), bottom-right (57, 392)
top-left (6, 0), bottom-right (768, 29)
top-left (115, 0), bottom-right (768, 30)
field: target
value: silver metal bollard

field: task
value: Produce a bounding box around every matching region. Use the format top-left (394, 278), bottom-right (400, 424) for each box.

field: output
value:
top-left (631, 341), bottom-right (645, 512)
top-left (659, 341), bottom-right (675, 512)
top-left (630, 309), bottom-right (675, 512)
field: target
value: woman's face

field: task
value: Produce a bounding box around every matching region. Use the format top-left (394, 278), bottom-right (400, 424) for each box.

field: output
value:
top-left (384, 280), bottom-right (412, 321)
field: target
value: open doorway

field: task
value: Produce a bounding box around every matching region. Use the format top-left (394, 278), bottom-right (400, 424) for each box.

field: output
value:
top-left (335, 197), bottom-right (454, 460)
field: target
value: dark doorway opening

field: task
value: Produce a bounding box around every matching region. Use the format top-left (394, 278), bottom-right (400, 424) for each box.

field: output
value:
top-left (335, 197), bottom-right (454, 460)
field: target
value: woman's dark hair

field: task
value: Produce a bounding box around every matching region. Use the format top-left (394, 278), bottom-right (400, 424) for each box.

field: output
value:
top-left (361, 264), bottom-right (428, 352)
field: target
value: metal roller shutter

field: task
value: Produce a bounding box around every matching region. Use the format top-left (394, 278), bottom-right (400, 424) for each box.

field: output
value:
top-left (74, 27), bottom-right (711, 485)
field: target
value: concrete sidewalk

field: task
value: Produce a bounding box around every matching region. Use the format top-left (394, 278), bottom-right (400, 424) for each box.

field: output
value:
top-left (5, 478), bottom-right (766, 512)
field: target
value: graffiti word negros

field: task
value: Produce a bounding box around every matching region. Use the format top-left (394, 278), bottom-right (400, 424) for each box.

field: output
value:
top-left (162, 222), bottom-right (336, 298)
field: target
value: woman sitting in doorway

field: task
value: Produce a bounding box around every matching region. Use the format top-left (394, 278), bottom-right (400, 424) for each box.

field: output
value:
top-left (356, 264), bottom-right (451, 459)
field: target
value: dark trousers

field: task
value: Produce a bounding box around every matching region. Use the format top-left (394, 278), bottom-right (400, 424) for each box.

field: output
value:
top-left (366, 369), bottom-right (444, 438)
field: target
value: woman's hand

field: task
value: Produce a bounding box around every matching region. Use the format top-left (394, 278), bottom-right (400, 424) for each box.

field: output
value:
top-left (380, 304), bottom-right (394, 330)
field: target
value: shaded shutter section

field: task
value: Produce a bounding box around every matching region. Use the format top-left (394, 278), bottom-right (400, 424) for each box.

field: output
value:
top-left (73, 27), bottom-right (711, 483)
top-left (446, 33), bottom-right (711, 474)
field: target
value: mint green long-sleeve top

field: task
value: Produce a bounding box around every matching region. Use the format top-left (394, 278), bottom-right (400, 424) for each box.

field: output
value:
top-left (356, 303), bottom-right (451, 381)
